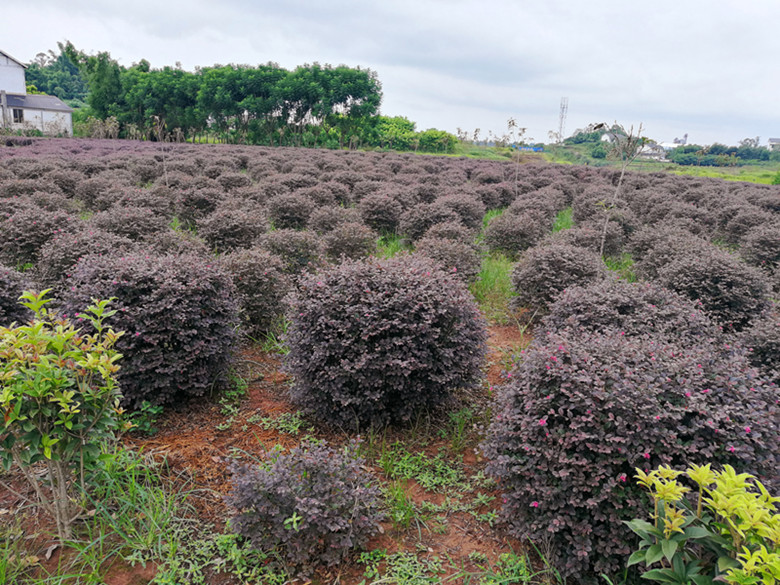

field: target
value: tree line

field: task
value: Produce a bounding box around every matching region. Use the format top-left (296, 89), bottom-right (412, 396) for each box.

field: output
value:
top-left (23, 43), bottom-right (456, 153)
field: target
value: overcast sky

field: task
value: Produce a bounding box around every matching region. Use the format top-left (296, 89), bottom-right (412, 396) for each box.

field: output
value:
top-left (3, 0), bottom-right (779, 146)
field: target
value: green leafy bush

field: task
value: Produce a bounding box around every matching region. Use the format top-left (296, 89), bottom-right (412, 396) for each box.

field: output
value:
top-left (482, 329), bottom-right (779, 582)
top-left (0, 291), bottom-right (125, 540)
top-left (226, 440), bottom-right (384, 577)
top-left (284, 254), bottom-right (487, 429)
top-left (63, 252), bottom-right (239, 408)
top-left (627, 464), bottom-right (780, 585)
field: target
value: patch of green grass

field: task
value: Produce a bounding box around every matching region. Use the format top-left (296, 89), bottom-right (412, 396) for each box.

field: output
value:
top-left (551, 207), bottom-right (573, 232)
top-left (439, 407), bottom-right (475, 453)
top-left (246, 411), bottom-right (310, 435)
top-left (470, 253), bottom-right (515, 323)
top-left (377, 233), bottom-right (410, 258)
top-left (378, 443), bottom-right (467, 493)
top-left (260, 317), bottom-right (290, 355)
top-left (357, 550), bottom-right (445, 585)
top-left (481, 208), bottom-right (505, 230)
top-left (604, 253), bottom-right (637, 282)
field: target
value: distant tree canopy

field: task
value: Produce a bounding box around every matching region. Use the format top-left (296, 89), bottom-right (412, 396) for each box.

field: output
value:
top-left (24, 42), bottom-right (89, 102)
top-left (40, 42), bottom-right (452, 152)
top-left (667, 142), bottom-right (775, 166)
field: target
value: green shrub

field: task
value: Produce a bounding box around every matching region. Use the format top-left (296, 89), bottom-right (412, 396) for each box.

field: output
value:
top-left (284, 254), bottom-right (488, 429)
top-left (0, 291), bottom-right (125, 540)
top-left (626, 464), bottom-right (780, 585)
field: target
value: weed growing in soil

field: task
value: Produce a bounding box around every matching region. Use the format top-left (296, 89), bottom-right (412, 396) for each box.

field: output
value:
top-left (470, 253), bottom-right (516, 323)
top-left (604, 252), bottom-right (637, 281)
top-left (552, 207), bottom-right (574, 232)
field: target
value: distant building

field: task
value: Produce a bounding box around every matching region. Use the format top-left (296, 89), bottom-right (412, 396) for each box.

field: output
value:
top-left (769, 138), bottom-right (780, 152)
top-left (0, 49), bottom-right (73, 136)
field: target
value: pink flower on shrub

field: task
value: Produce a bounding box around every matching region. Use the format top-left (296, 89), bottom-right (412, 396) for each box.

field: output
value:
top-left (530, 501), bottom-right (539, 508)
top-left (539, 419), bottom-right (546, 426)
top-left (685, 392), bottom-right (691, 397)
top-left (728, 445), bottom-right (736, 453)
top-left (550, 356), bottom-right (557, 362)
top-left (643, 452), bottom-right (650, 459)
top-left (744, 426), bottom-right (751, 433)
top-left (619, 474), bottom-right (627, 482)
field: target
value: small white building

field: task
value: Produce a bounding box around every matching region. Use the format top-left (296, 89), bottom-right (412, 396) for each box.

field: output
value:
top-left (769, 138), bottom-right (780, 152)
top-left (0, 49), bottom-right (73, 136)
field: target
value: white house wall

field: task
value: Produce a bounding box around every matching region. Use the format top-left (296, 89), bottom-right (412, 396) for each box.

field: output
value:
top-left (5, 108), bottom-right (72, 136)
top-left (0, 55), bottom-right (26, 95)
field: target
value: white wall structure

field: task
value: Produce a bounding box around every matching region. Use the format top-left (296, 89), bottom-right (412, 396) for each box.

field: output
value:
top-left (0, 49), bottom-right (73, 136)
top-left (0, 50), bottom-right (26, 95)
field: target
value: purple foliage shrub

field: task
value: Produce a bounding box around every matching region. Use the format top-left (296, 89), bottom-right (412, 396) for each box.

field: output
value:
top-left (482, 329), bottom-right (779, 582)
top-left (654, 246), bottom-right (772, 331)
top-left (415, 235), bottom-right (481, 283)
top-left (63, 252), bottom-right (239, 408)
top-left (358, 192), bottom-right (404, 234)
top-left (323, 222), bottom-right (377, 261)
top-left (89, 206), bottom-right (170, 241)
top-left (0, 264), bottom-right (33, 326)
top-left (0, 207), bottom-right (74, 266)
top-left (222, 248), bottom-right (292, 337)
top-left (196, 206), bottom-right (268, 252)
top-left (35, 227), bottom-right (136, 288)
top-left (307, 206), bottom-right (361, 234)
top-left (284, 255), bottom-right (487, 428)
top-left (740, 309), bottom-right (780, 383)
top-left (484, 212), bottom-right (548, 259)
top-left (511, 243), bottom-right (606, 314)
top-left (266, 193), bottom-right (314, 230)
top-left (398, 202), bottom-right (462, 241)
top-left (259, 229), bottom-right (323, 274)
top-left (541, 279), bottom-right (720, 345)
top-left (740, 223), bottom-right (780, 272)
top-left (226, 441), bottom-right (383, 577)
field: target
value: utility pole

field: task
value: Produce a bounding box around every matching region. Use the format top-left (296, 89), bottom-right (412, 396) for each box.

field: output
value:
top-left (558, 97), bottom-right (568, 144)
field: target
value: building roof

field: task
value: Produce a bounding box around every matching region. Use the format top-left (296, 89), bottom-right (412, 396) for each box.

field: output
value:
top-left (0, 50), bottom-right (27, 69)
top-left (768, 138), bottom-right (780, 144)
top-left (6, 94), bottom-right (73, 113)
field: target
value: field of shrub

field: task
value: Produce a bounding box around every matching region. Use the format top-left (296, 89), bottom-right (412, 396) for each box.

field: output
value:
top-left (0, 137), bottom-right (778, 585)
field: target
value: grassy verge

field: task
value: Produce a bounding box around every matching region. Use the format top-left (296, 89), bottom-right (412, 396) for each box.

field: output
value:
top-left (470, 253), bottom-right (515, 324)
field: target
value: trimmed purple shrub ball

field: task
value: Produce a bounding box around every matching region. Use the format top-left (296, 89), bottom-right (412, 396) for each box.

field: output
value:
top-left (511, 243), bottom-right (607, 314)
top-left (63, 252), bottom-right (239, 408)
top-left (284, 254), bottom-right (488, 429)
top-left (482, 329), bottom-right (779, 582)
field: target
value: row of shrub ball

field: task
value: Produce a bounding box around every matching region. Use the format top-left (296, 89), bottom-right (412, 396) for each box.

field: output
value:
top-left (1, 138), bottom-right (778, 581)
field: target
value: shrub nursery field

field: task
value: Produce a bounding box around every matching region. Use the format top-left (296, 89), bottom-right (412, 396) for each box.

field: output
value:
top-left (1, 138), bottom-right (778, 585)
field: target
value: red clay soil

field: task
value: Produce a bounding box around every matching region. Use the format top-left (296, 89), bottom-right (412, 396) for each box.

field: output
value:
top-left (1, 323), bottom-right (531, 585)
